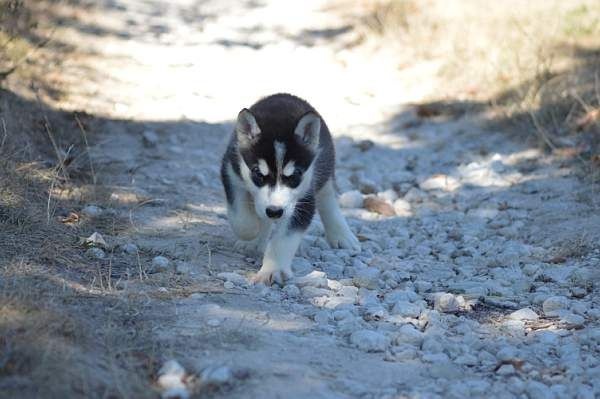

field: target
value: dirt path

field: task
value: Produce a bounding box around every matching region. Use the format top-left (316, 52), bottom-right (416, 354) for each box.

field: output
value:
top-left (47, 1), bottom-right (600, 397)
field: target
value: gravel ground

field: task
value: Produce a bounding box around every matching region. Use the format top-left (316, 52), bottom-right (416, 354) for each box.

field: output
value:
top-left (49, 0), bottom-right (600, 397)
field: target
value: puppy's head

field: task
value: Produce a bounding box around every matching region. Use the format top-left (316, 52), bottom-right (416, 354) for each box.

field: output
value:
top-left (235, 108), bottom-right (320, 221)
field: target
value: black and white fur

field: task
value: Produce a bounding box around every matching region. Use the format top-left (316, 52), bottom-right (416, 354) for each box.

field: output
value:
top-left (221, 93), bottom-right (360, 285)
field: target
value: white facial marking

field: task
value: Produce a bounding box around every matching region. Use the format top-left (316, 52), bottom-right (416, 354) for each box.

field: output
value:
top-left (269, 183), bottom-right (293, 208)
top-left (283, 161), bottom-right (295, 177)
top-left (274, 141), bottom-right (286, 175)
top-left (258, 159), bottom-right (269, 175)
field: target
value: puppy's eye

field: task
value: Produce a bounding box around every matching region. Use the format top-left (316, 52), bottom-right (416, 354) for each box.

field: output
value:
top-left (251, 167), bottom-right (266, 186)
top-left (285, 169), bottom-right (302, 188)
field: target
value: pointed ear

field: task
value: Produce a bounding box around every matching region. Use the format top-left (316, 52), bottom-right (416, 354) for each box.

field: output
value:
top-left (294, 112), bottom-right (320, 151)
top-left (236, 108), bottom-right (261, 146)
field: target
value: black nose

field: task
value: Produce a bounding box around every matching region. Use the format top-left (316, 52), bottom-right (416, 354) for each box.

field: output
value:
top-left (266, 206), bottom-right (283, 219)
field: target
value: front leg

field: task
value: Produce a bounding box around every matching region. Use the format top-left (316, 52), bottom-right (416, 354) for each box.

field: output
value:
top-left (234, 218), bottom-right (272, 255)
top-left (253, 192), bottom-right (315, 285)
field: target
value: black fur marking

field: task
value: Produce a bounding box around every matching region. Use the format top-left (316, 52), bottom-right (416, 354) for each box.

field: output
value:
top-left (220, 153), bottom-right (235, 206)
top-left (289, 191), bottom-right (315, 231)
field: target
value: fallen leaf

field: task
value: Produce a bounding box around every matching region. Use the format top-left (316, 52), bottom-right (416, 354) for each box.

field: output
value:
top-left (364, 196), bottom-right (395, 216)
top-left (60, 212), bottom-right (80, 224)
top-left (574, 108), bottom-right (600, 131)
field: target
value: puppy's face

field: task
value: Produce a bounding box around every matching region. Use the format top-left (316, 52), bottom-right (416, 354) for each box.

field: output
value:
top-left (235, 109), bottom-right (320, 221)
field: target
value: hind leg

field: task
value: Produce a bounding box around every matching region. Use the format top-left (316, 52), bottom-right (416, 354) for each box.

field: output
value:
top-left (316, 179), bottom-right (360, 251)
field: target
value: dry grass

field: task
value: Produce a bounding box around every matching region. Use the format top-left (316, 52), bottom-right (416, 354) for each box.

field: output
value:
top-left (0, 3), bottom-right (167, 397)
top-left (357, 0), bottom-right (600, 158)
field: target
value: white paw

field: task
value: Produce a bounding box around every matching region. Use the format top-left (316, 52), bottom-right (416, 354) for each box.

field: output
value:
top-left (252, 266), bottom-right (294, 286)
top-left (234, 239), bottom-right (265, 255)
top-left (326, 225), bottom-right (361, 252)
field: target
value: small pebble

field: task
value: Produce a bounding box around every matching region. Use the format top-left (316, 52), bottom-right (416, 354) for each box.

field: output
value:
top-left (283, 284), bottom-right (300, 297)
top-left (350, 330), bottom-right (390, 352)
top-left (85, 247), bottom-right (105, 259)
top-left (152, 256), bottom-right (170, 272)
top-left (142, 130), bottom-right (159, 147)
top-left (122, 243), bottom-right (138, 254)
top-left (496, 364), bottom-right (516, 376)
top-left (353, 268), bottom-right (380, 289)
top-left (339, 190), bottom-right (364, 209)
top-left (434, 293), bottom-right (460, 313)
top-left (560, 313), bottom-right (585, 329)
top-left (509, 307), bottom-right (539, 321)
top-left (543, 296), bottom-right (569, 316)
top-left (201, 365), bottom-right (232, 385)
top-left (81, 205), bottom-right (102, 217)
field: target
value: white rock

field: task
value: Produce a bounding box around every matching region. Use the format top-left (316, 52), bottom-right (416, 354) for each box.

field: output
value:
top-left (534, 330), bottom-right (560, 346)
top-left (142, 130), bottom-right (159, 147)
top-left (151, 256), bottom-right (170, 272)
top-left (393, 199), bottom-right (411, 217)
top-left (217, 272), bottom-right (247, 286)
top-left (526, 380), bottom-right (552, 399)
top-left (422, 352), bottom-right (450, 363)
top-left (422, 336), bottom-right (444, 353)
top-left (377, 189), bottom-right (398, 203)
top-left (419, 174), bottom-right (460, 191)
top-left (85, 232), bottom-right (107, 248)
top-left (496, 346), bottom-right (518, 361)
top-left (157, 360), bottom-right (187, 398)
top-left (509, 307), bottom-right (539, 321)
top-left (295, 271), bottom-right (328, 288)
top-left (560, 313), bottom-right (585, 329)
top-left (339, 190), bottom-right (364, 208)
top-left (349, 330), bottom-right (390, 352)
top-left (353, 268), bottom-right (380, 289)
top-left (339, 285), bottom-right (358, 297)
top-left (223, 281), bottom-right (234, 289)
top-left (391, 300), bottom-right (422, 318)
top-left (434, 293), bottom-right (460, 313)
top-left (301, 286), bottom-right (331, 299)
top-left (122, 243), bottom-right (138, 254)
top-left (394, 324), bottom-right (424, 346)
top-left (543, 296), bottom-right (570, 316)
top-left (282, 284), bottom-right (300, 298)
top-left (81, 205), bottom-right (102, 217)
top-left (455, 354), bottom-right (479, 366)
top-left (496, 364), bottom-right (516, 376)
top-left (291, 258), bottom-right (313, 274)
top-left (327, 279), bottom-right (343, 291)
top-left (85, 247), bottom-right (105, 259)
top-left (314, 310), bottom-right (330, 324)
top-left (333, 309), bottom-right (354, 321)
top-left (201, 365), bottom-right (232, 385)
top-left (158, 359), bottom-right (185, 379)
top-left (362, 304), bottom-right (388, 321)
top-left (324, 296), bottom-right (355, 309)
top-left (358, 179), bottom-right (378, 194)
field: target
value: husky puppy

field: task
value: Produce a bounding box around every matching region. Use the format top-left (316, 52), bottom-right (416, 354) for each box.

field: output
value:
top-left (221, 93), bottom-right (360, 285)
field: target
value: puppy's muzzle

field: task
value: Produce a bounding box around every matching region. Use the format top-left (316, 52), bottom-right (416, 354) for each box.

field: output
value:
top-left (265, 206), bottom-right (284, 219)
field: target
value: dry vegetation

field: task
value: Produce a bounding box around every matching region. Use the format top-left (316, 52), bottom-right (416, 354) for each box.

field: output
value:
top-left (357, 0), bottom-right (600, 159)
top-left (0, 2), bottom-right (161, 397)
